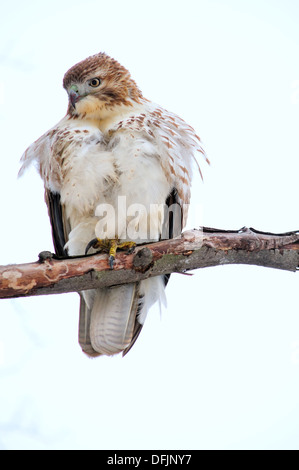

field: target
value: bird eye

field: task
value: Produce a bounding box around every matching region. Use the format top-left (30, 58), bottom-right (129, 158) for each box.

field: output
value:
top-left (89, 78), bottom-right (101, 88)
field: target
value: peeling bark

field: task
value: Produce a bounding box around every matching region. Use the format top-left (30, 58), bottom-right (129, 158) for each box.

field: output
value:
top-left (0, 227), bottom-right (298, 299)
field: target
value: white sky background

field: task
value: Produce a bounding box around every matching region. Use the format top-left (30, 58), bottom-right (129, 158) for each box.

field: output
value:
top-left (0, 0), bottom-right (299, 450)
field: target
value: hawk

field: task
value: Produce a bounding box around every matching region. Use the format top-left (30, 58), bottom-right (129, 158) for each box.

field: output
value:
top-left (19, 52), bottom-right (207, 357)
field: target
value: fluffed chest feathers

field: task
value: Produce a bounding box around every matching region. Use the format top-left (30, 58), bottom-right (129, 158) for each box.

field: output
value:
top-left (59, 130), bottom-right (171, 218)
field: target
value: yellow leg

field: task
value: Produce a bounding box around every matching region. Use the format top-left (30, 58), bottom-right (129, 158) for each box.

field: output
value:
top-left (85, 238), bottom-right (136, 269)
top-left (108, 240), bottom-right (136, 269)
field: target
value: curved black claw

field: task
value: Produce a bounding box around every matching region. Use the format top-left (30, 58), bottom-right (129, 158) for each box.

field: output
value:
top-left (127, 245), bottom-right (136, 255)
top-left (109, 255), bottom-right (115, 270)
top-left (85, 238), bottom-right (99, 256)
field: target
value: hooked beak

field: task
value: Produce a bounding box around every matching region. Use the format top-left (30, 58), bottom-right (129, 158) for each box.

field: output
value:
top-left (69, 89), bottom-right (80, 108)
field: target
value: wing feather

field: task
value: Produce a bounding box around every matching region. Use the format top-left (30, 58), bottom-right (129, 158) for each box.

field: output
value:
top-left (44, 189), bottom-right (70, 257)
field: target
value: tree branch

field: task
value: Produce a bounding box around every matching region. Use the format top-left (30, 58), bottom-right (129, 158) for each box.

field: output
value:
top-left (1, 227), bottom-right (299, 299)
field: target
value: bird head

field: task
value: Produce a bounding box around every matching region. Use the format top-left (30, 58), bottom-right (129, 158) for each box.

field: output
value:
top-left (63, 52), bottom-right (144, 121)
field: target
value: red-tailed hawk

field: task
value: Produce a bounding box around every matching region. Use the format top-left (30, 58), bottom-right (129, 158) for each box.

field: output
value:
top-left (19, 52), bottom-right (207, 357)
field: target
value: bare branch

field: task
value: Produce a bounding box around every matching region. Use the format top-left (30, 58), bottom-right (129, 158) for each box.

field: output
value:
top-left (0, 227), bottom-right (299, 300)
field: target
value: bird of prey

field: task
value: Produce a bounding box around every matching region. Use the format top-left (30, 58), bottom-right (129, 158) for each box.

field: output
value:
top-left (19, 52), bottom-right (207, 357)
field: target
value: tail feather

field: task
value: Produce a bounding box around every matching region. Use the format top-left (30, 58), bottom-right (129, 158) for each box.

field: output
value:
top-left (90, 283), bottom-right (140, 356)
top-left (122, 297), bottom-right (144, 357)
top-left (78, 277), bottom-right (166, 357)
top-left (78, 292), bottom-right (101, 357)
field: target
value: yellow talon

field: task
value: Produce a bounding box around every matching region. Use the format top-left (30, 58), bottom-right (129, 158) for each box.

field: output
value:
top-left (85, 238), bottom-right (136, 269)
top-left (108, 240), bottom-right (136, 269)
